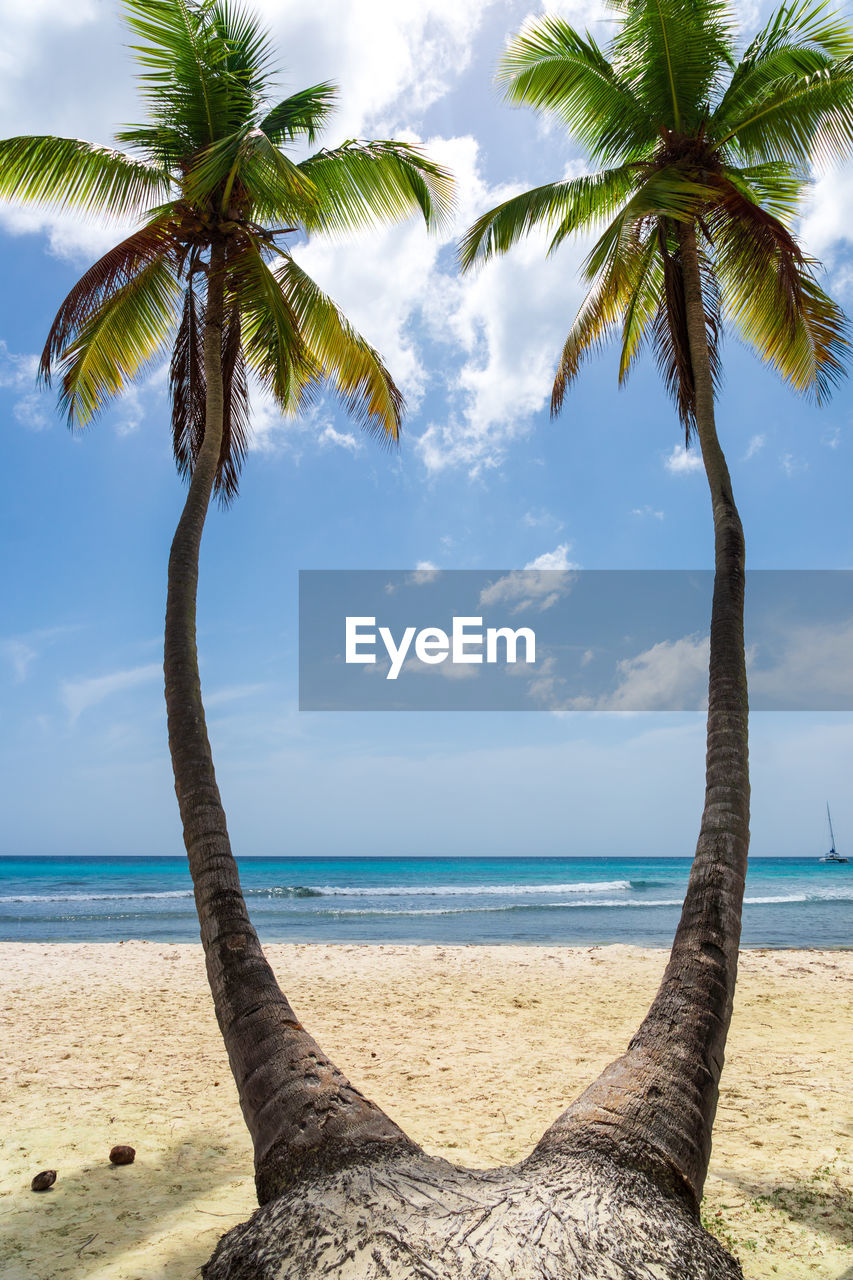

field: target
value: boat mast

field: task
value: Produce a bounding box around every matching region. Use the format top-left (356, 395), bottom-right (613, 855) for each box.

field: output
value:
top-left (827, 803), bottom-right (837, 856)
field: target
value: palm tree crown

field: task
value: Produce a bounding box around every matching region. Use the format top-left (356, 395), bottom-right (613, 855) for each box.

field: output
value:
top-left (0, 0), bottom-right (453, 499)
top-left (461, 0), bottom-right (852, 430)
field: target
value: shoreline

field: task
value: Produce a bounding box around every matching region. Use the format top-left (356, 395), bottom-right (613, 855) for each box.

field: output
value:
top-left (2, 936), bottom-right (851, 948)
top-left (1, 942), bottom-right (851, 1279)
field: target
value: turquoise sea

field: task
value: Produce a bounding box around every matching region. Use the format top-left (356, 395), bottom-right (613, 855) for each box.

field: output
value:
top-left (0, 856), bottom-right (850, 947)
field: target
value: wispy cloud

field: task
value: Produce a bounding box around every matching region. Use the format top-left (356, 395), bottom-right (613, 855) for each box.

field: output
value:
top-left (522, 508), bottom-right (565, 531)
top-left (319, 424), bottom-right (361, 452)
top-left (204, 683), bottom-right (269, 709)
top-left (0, 340), bottom-right (50, 431)
top-left (631, 505), bottom-right (664, 521)
top-left (62, 663), bottom-right (161, 722)
top-left (780, 452), bottom-right (808, 477)
top-left (1, 625), bottom-right (81, 682)
top-left (743, 433), bottom-right (765, 460)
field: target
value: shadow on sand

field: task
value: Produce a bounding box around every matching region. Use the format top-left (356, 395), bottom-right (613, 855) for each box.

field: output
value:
top-left (1, 1129), bottom-right (253, 1280)
top-left (712, 1162), bottom-right (853, 1270)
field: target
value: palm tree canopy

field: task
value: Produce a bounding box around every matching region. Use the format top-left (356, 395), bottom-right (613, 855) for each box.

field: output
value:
top-left (0, 0), bottom-right (454, 500)
top-left (460, 0), bottom-right (853, 434)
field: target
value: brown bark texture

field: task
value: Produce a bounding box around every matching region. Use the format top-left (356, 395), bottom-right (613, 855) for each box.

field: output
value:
top-left (530, 220), bottom-right (750, 1207)
top-left (203, 1149), bottom-right (743, 1280)
top-left (163, 240), bottom-right (417, 1207)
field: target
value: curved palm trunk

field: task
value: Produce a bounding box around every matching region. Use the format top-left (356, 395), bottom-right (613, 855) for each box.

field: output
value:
top-left (194, 225), bottom-right (746, 1279)
top-left (531, 220), bottom-right (749, 1207)
top-left (163, 239), bottom-right (416, 1205)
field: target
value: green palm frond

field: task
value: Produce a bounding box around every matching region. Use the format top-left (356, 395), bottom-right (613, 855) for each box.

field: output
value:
top-left (497, 16), bottom-right (657, 163)
top-left (459, 166), bottom-right (638, 272)
top-left (552, 227), bottom-right (655, 413)
top-left (123, 0), bottom-right (226, 147)
top-left (41, 219), bottom-right (179, 383)
top-left (610, 0), bottom-right (734, 133)
top-left (259, 84), bottom-right (338, 146)
top-left (467, 0), bottom-right (852, 429)
top-left (181, 125), bottom-right (317, 214)
top-left (207, 0), bottom-right (275, 100)
top-left (297, 140), bottom-right (454, 234)
top-left (715, 0), bottom-right (853, 129)
top-left (277, 256), bottom-right (404, 442)
top-left (235, 246), bottom-right (308, 413)
top-left (715, 230), bottom-right (849, 400)
top-left (581, 168), bottom-right (718, 282)
top-left (0, 136), bottom-right (170, 219)
top-left (723, 161), bottom-right (805, 222)
top-left (716, 57), bottom-right (853, 166)
top-left (56, 257), bottom-right (182, 427)
top-left (122, 0), bottom-right (274, 148)
top-left (618, 231), bottom-right (665, 381)
top-left (113, 124), bottom-right (188, 170)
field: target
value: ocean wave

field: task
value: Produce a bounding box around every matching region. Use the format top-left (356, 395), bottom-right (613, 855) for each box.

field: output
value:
top-left (245, 885), bottom-right (323, 899)
top-left (308, 880), bottom-right (633, 898)
top-left (297, 890), bottom-right (853, 918)
top-left (2, 884), bottom-right (850, 912)
top-left (0, 889), bottom-right (194, 904)
top-left (313, 899), bottom-right (680, 918)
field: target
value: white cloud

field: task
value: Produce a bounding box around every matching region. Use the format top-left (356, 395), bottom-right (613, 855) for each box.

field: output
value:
top-left (0, 342), bottom-right (48, 429)
top-left (743, 433), bottom-right (765, 460)
top-left (319, 424), bottom-right (361, 452)
top-left (0, 340), bottom-right (47, 430)
top-left (1, 639), bottom-right (38, 682)
top-left (800, 164), bottom-right (853, 298)
top-left (417, 156), bottom-right (592, 476)
top-left (664, 443), bottom-right (704, 474)
top-left (631, 505), bottom-right (664, 521)
top-left (522, 508), bottom-right (564, 531)
top-left (749, 619), bottom-right (853, 709)
top-left (1, 625), bottom-right (81, 682)
top-left (479, 550), bottom-right (578, 613)
top-left (253, 0), bottom-right (496, 139)
top-left (531, 634), bottom-right (710, 713)
top-left (205, 683), bottom-right (269, 708)
top-left (524, 543), bottom-right (576, 571)
top-left (780, 451), bottom-right (808, 477)
top-left (821, 425), bottom-right (842, 450)
top-left (61, 662), bottom-right (161, 722)
top-left (600, 635), bottom-right (710, 712)
top-left (0, 4), bottom-right (597, 479)
top-left (0, 0), bottom-right (498, 262)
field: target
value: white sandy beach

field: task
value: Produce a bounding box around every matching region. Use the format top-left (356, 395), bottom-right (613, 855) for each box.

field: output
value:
top-left (0, 942), bottom-right (850, 1279)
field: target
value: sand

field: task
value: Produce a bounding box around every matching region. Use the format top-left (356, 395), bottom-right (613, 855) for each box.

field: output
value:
top-left (0, 942), bottom-right (850, 1280)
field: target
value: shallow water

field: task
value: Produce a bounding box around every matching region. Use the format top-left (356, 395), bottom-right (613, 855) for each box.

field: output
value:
top-left (0, 855), bottom-right (850, 947)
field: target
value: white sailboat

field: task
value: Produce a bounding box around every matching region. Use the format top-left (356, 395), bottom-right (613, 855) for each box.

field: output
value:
top-left (819, 804), bottom-right (848, 863)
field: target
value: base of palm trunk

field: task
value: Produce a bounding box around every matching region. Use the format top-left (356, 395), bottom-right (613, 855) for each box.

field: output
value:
top-left (202, 1149), bottom-right (742, 1279)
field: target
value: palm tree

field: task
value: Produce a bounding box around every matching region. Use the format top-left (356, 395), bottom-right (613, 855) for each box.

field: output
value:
top-left (460, 0), bottom-right (851, 1210)
top-left (4, 1), bottom-right (851, 1276)
top-left (1, 0), bottom-right (450, 1206)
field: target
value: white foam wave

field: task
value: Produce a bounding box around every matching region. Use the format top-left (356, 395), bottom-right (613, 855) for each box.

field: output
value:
top-left (0, 890), bottom-right (194, 904)
top-left (316, 880), bottom-right (633, 897)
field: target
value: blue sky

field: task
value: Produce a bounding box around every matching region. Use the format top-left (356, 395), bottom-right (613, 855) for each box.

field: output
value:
top-left (1, 0), bottom-right (852, 859)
